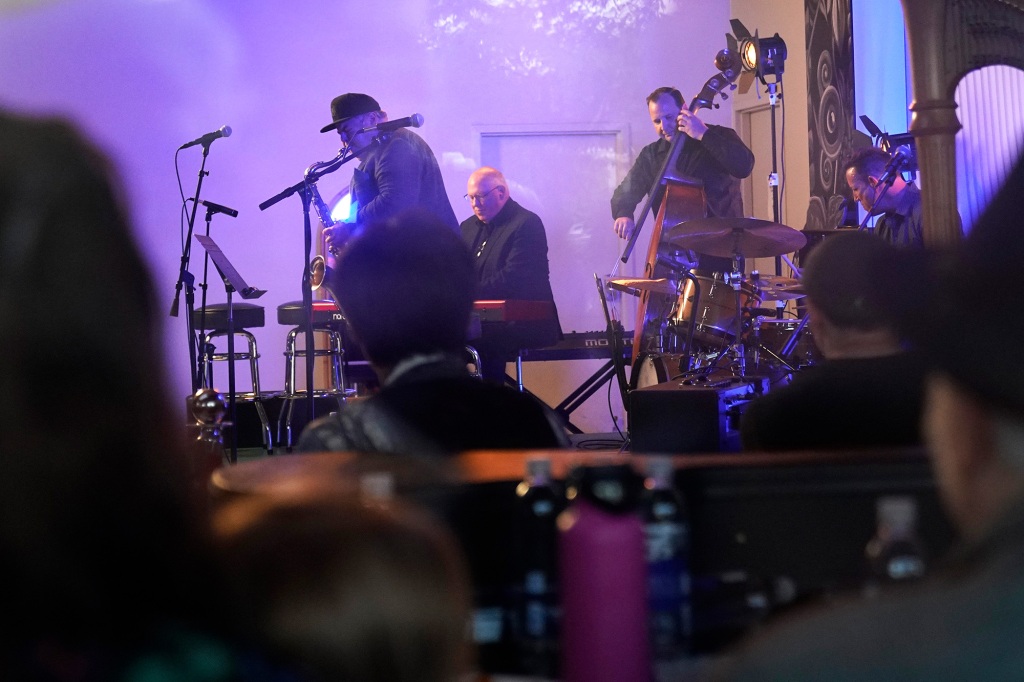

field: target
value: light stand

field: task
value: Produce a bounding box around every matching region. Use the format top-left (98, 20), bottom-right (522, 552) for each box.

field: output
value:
top-left (729, 21), bottom-right (788, 292)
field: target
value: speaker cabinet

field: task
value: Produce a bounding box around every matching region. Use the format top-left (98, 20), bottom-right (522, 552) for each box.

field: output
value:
top-left (629, 377), bottom-right (766, 453)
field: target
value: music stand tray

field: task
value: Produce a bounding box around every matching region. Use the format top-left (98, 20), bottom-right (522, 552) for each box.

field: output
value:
top-left (195, 234), bottom-right (266, 299)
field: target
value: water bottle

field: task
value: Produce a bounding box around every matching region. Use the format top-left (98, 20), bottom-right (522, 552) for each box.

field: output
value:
top-left (865, 495), bottom-right (927, 589)
top-left (510, 458), bottom-right (561, 677)
top-left (641, 457), bottom-right (692, 658)
top-left (559, 463), bottom-right (651, 682)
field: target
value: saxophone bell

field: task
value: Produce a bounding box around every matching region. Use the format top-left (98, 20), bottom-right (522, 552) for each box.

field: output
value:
top-left (310, 255), bottom-right (332, 292)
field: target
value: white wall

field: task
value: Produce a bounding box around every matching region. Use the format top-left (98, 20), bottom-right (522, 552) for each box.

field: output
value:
top-left (0, 0), bottom-right (735, 432)
top-left (729, 0), bottom-right (810, 280)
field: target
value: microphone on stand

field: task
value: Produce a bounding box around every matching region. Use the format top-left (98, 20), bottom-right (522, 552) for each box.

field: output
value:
top-left (359, 114), bottom-right (424, 134)
top-left (876, 145), bottom-right (913, 186)
top-left (179, 125), bottom-right (232, 150)
top-left (201, 200), bottom-right (239, 218)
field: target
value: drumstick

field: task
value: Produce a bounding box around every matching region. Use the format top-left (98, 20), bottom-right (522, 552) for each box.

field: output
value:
top-left (782, 253), bottom-right (801, 278)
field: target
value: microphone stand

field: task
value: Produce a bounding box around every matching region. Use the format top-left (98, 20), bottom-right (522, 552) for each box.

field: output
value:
top-left (170, 141), bottom-right (215, 394)
top-left (260, 141), bottom-right (371, 425)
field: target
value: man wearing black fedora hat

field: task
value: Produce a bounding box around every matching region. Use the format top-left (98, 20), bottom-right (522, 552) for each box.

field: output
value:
top-left (715, 156), bottom-right (1024, 679)
top-left (320, 93), bottom-right (458, 252)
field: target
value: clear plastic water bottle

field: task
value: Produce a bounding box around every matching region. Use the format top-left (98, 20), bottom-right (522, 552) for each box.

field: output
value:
top-left (559, 463), bottom-right (651, 682)
top-left (641, 457), bottom-right (692, 658)
top-left (511, 458), bottom-right (562, 677)
top-left (865, 495), bottom-right (927, 586)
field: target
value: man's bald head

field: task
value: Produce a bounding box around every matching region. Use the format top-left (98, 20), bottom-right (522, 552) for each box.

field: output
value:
top-left (466, 166), bottom-right (509, 223)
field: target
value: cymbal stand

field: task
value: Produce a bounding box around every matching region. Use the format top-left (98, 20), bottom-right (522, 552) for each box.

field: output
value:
top-left (665, 269), bottom-right (702, 365)
top-left (710, 248), bottom-right (748, 377)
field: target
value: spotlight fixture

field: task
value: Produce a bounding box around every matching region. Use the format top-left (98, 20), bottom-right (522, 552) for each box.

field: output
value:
top-left (729, 19), bottom-right (788, 86)
top-left (859, 115), bottom-right (919, 173)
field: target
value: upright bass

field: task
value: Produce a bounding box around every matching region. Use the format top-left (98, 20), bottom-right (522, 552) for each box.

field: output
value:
top-left (621, 50), bottom-right (743, 363)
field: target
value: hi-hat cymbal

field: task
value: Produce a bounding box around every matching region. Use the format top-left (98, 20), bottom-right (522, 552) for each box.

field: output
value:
top-left (747, 274), bottom-right (806, 300)
top-left (607, 277), bottom-right (680, 297)
top-left (665, 217), bottom-right (807, 258)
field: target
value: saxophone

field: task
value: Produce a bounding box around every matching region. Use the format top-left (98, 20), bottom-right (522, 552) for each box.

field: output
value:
top-left (304, 148), bottom-right (350, 290)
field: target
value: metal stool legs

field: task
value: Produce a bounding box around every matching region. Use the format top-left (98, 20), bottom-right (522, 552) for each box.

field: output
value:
top-left (465, 344), bottom-right (483, 379)
top-left (278, 326), bottom-right (349, 450)
top-left (200, 329), bottom-right (273, 454)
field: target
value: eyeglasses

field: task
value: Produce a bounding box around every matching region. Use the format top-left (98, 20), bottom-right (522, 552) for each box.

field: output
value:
top-left (464, 186), bottom-right (500, 203)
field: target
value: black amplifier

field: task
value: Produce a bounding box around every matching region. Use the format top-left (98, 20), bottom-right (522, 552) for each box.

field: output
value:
top-left (628, 376), bottom-right (766, 453)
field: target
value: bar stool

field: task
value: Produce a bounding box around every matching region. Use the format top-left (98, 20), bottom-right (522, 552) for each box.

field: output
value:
top-left (277, 300), bottom-right (353, 449)
top-left (465, 345), bottom-right (483, 379)
top-left (192, 302), bottom-right (273, 454)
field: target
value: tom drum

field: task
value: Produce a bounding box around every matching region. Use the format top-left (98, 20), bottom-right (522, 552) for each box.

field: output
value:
top-left (670, 274), bottom-right (760, 347)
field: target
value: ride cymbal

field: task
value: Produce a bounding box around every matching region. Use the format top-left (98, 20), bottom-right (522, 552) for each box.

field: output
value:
top-left (665, 217), bottom-right (807, 258)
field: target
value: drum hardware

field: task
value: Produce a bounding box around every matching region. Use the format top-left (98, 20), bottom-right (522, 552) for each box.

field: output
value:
top-left (664, 218), bottom-right (806, 379)
top-left (747, 316), bottom-right (800, 376)
top-left (776, 315), bottom-right (813, 361)
top-left (747, 272), bottom-right (806, 301)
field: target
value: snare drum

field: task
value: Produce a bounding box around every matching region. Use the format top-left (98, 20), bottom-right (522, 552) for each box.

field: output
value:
top-left (670, 274), bottom-right (760, 347)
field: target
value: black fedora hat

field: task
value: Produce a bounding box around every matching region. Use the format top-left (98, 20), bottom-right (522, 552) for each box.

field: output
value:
top-left (320, 93), bottom-right (381, 134)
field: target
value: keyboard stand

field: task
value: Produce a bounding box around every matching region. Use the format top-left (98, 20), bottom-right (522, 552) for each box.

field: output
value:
top-left (504, 358), bottom-right (618, 435)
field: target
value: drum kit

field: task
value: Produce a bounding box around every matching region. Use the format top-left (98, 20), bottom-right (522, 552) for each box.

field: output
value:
top-left (609, 217), bottom-right (821, 389)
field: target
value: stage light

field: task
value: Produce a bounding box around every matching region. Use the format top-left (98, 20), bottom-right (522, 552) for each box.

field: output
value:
top-left (758, 34), bottom-right (788, 78)
top-left (740, 38), bottom-right (758, 71)
top-left (729, 19), bottom-right (787, 82)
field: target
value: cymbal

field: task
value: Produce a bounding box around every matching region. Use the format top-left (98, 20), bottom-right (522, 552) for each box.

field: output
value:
top-left (748, 274), bottom-right (806, 300)
top-left (665, 217), bottom-right (807, 258)
top-left (607, 277), bottom-right (680, 297)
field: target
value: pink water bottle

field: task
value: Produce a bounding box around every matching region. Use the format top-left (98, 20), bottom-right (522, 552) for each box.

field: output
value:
top-left (558, 463), bottom-right (652, 682)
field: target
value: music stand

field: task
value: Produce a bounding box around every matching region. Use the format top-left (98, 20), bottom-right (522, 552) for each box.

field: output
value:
top-left (195, 234), bottom-right (266, 463)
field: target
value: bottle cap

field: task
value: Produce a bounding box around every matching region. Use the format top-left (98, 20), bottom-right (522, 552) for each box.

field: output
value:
top-left (567, 463), bottom-right (640, 513)
top-left (526, 457), bottom-right (552, 479)
top-left (360, 471), bottom-right (395, 503)
top-left (644, 456), bottom-right (675, 484)
top-left (876, 495), bottom-right (917, 531)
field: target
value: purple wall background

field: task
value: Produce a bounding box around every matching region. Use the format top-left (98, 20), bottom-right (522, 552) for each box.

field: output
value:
top-left (0, 0), bottom-right (734, 428)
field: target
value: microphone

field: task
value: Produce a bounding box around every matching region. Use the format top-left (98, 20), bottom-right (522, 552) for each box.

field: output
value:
top-left (359, 114), bottom-right (424, 134)
top-left (179, 125), bottom-right (232, 150)
top-left (201, 199), bottom-right (239, 218)
top-left (877, 145), bottom-right (913, 185)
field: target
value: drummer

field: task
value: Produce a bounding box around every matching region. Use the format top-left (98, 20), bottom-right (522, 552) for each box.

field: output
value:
top-left (610, 86), bottom-right (755, 274)
top-left (739, 230), bottom-right (927, 451)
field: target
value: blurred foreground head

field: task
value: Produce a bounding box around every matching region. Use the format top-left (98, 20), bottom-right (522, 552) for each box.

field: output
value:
top-left (0, 111), bottom-right (216, 652)
top-left (213, 490), bottom-right (472, 682)
top-left (329, 209), bottom-right (476, 370)
top-left (894, 155), bottom-right (1024, 536)
top-left (802, 229), bottom-right (902, 331)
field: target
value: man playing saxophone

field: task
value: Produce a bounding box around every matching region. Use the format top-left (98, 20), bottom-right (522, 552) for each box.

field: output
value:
top-left (319, 93), bottom-right (458, 253)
